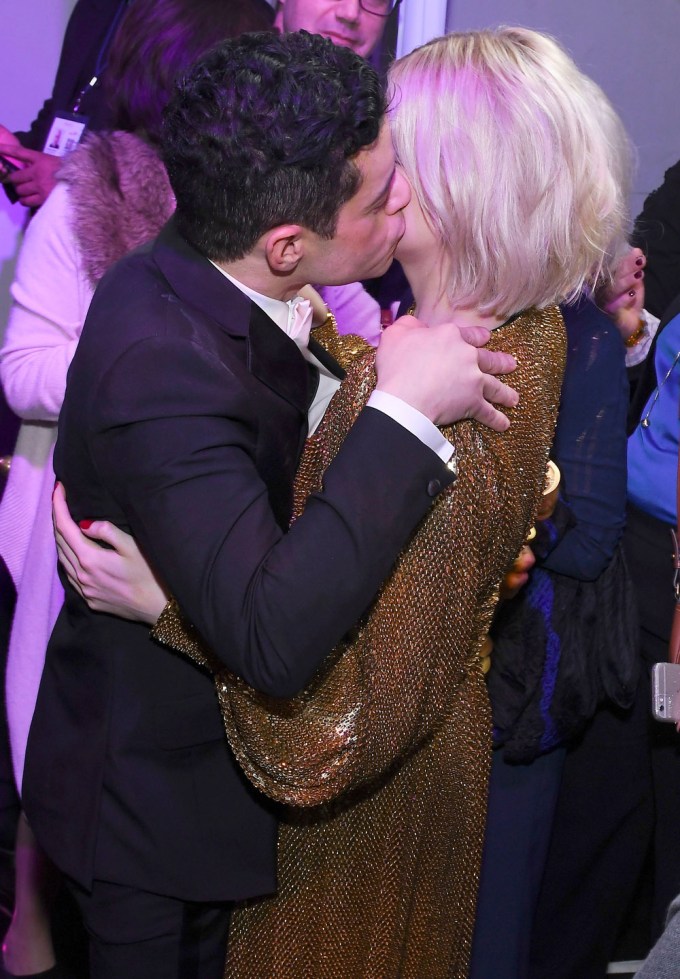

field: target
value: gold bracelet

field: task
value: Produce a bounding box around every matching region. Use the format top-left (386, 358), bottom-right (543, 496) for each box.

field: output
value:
top-left (624, 317), bottom-right (647, 348)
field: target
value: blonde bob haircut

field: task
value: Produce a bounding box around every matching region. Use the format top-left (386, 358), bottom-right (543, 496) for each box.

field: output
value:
top-left (388, 27), bottom-right (632, 317)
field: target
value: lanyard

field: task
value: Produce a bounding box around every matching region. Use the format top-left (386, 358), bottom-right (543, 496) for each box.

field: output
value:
top-left (71, 0), bottom-right (130, 113)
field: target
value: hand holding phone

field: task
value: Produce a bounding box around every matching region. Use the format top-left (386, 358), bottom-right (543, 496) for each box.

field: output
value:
top-left (0, 153), bottom-right (20, 182)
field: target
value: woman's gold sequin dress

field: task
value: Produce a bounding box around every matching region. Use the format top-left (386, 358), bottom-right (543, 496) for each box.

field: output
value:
top-left (153, 307), bottom-right (566, 978)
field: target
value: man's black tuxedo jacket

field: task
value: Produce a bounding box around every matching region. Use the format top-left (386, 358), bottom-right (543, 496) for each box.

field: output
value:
top-left (23, 218), bottom-right (453, 902)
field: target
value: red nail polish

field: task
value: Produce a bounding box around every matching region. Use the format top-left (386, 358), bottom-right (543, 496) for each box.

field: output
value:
top-left (634, 270), bottom-right (643, 279)
top-left (635, 257), bottom-right (644, 266)
top-left (79, 520), bottom-right (93, 530)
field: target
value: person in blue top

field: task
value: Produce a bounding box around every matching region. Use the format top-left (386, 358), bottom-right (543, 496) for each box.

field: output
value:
top-left (628, 322), bottom-right (679, 522)
top-left (531, 301), bottom-right (680, 978)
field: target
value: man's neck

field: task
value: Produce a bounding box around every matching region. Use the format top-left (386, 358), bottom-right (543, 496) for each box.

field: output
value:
top-left (215, 256), bottom-right (302, 302)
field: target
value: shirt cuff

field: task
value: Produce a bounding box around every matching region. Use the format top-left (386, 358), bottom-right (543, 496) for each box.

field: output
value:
top-left (366, 390), bottom-right (454, 465)
top-left (625, 309), bottom-right (660, 367)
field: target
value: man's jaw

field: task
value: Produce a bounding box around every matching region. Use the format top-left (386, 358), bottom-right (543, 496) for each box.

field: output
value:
top-left (372, 225), bottom-right (406, 278)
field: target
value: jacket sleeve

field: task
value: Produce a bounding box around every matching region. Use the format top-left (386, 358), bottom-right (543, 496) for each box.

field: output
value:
top-left (540, 302), bottom-right (628, 580)
top-left (87, 334), bottom-right (453, 698)
top-left (0, 184), bottom-right (92, 420)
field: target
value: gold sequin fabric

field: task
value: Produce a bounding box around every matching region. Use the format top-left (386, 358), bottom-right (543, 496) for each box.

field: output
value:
top-left (153, 306), bottom-right (566, 978)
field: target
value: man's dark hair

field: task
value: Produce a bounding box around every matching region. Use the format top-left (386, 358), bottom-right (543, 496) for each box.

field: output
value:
top-left (161, 31), bottom-right (387, 261)
top-left (105, 0), bottom-right (275, 145)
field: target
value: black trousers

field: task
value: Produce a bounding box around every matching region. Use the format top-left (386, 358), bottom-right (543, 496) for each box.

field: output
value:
top-left (68, 877), bottom-right (231, 979)
top-left (469, 745), bottom-right (566, 979)
top-left (529, 505), bottom-right (680, 979)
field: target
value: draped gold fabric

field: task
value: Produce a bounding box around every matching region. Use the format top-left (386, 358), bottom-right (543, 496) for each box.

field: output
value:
top-left (152, 307), bottom-right (566, 978)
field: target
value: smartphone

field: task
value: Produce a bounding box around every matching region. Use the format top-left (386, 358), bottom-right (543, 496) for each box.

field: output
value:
top-left (0, 154), bottom-right (19, 181)
top-left (651, 662), bottom-right (680, 722)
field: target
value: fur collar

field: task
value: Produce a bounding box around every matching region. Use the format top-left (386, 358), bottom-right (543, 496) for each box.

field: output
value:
top-left (58, 131), bottom-right (175, 286)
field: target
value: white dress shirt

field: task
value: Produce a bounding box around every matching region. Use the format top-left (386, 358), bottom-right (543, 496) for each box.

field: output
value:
top-left (212, 265), bottom-right (454, 463)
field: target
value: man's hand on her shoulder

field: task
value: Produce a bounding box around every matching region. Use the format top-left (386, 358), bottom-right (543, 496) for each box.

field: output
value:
top-left (374, 315), bottom-right (518, 432)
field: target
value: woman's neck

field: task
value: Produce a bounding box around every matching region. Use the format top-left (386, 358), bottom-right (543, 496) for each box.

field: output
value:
top-left (412, 294), bottom-right (506, 331)
top-left (401, 254), bottom-right (505, 331)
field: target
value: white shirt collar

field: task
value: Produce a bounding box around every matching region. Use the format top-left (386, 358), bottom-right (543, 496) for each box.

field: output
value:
top-left (209, 262), bottom-right (308, 338)
top-left (208, 261), bottom-right (340, 435)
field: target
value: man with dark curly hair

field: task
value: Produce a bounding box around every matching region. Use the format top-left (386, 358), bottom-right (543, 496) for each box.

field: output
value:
top-left (22, 30), bottom-right (517, 979)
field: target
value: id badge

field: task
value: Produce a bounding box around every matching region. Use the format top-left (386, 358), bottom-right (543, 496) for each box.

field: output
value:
top-left (43, 112), bottom-right (88, 158)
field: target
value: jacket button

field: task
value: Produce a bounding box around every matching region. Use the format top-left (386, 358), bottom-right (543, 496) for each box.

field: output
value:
top-left (427, 479), bottom-right (442, 497)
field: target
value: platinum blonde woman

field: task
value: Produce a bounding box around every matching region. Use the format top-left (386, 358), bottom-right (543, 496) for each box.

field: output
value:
top-left (54, 27), bottom-right (631, 979)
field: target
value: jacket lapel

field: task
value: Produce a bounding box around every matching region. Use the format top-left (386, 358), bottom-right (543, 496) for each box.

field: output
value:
top-left (247, 304), bottom-right (310, 417)
top-left (308, 336), bottom-right (346, 381)
top-left (152, 217), bottom-right (311, 417)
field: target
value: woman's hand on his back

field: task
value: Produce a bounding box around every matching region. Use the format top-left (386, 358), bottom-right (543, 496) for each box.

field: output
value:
top-left (52, 482), bottom-right (168, 624)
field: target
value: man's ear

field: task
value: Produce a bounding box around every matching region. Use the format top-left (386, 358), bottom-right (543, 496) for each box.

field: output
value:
top-left (264, 225), bottom-right (306, 274)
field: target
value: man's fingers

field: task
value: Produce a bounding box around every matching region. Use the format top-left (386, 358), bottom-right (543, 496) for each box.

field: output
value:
top-left (389, 313), bottom-right (425, 331)
top-left (482, 374), bottom-right (519, 410)
top-left (457, 325), bottom-right (492, 349)
top-left (476, 346), bottom-right (518, 378)
top-left (377, 317), bottom-right (520, 429)
top-left (464, 374), bottom-right (521, 431)
top-left (469, 400), bottom-right (511, 433)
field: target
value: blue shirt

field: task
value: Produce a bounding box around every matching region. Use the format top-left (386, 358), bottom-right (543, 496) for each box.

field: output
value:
top-left (628, 310), bottom-right (680, 525)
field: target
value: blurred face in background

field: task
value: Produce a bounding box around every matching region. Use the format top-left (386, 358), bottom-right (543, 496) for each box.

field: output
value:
top-left (274, 0), bottom-right (389, 58)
